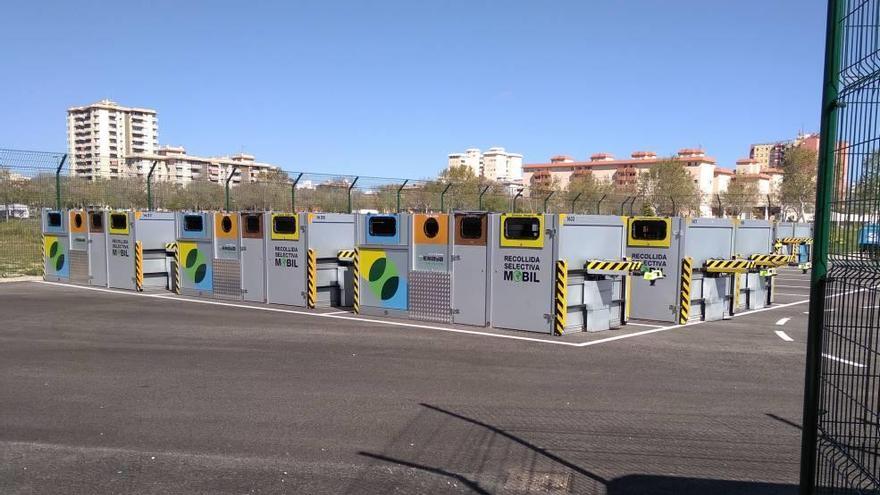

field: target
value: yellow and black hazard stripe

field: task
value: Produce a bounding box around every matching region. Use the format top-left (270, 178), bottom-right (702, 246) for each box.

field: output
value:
top-left (554, 260), bottom-right (567, 336)
top-left (135, 240), bottom-right (144, 292)
top-left (174, 244), bottom-right (181, 294)
top-left (307, 248), bottom-right (317, 309)
top-left (337, 249), bottom-right (355, 262)
top-left (165, 242), bottom-right (177, 254)
top-left (584, 260), bottom-right (642, 273)
top-left (749, 253), bottom-right (791, 267)
top-left (41, 233), bottom-right (46, 277)
top-left (679, 256), bottom-right (692, 325)
top-left (704, 259), bottom-right (753, 273)
top-left (624, 257), bottom-right (633, 322)
top-left (352, 248), bottom-right (360, 314)
top-left (779, 237), bottom-right (813, 244)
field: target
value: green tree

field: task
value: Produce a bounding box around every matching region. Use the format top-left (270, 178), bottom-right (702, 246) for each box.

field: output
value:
top-left (780, 145), bottom-right (818, 221)
top-left (720, 178), bottom-right (760, 217)
top-left (637, 158), bottom-right (700, 216)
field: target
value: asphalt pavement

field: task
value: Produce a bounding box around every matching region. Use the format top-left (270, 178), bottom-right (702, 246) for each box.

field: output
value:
top-left (0, 270), bottom-right (815, 494)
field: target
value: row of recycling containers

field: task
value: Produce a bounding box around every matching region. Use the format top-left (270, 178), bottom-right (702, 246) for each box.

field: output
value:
top-left (41, 208), bottom-right (813, 335)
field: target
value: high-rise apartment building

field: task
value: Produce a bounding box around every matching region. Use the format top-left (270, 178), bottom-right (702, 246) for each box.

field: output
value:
top-left (67, 100), bottom-right (158, 179)
top-left (67, 100), bottom-right (280, 184)
top-left (749, 132), bottom-right (821, 169)
top-left (447, 147), bottom-right (523, 181)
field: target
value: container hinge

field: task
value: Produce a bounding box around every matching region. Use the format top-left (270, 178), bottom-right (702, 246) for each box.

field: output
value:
top-left (451, 308), bottom-right (460, 314)
top-left (546, 229), bottom-right (556, 238)
top-left (450, 255), bottom-right (461, 261)
top-left (543, 313), bottom-right (552, 321)
top-left (240, 246), bottom-right (247, 251)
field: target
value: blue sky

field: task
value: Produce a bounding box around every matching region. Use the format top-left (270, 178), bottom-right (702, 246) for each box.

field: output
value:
top-left (2, 0), bottom-right (826, 177)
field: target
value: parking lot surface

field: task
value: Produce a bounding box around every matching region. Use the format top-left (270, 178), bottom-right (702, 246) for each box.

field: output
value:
top-left (0, 269), bottom-right (813, 494)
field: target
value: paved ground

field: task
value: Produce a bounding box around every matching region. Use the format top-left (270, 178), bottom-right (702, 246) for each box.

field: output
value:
top-left (0, 268), bottom-right (815, 494)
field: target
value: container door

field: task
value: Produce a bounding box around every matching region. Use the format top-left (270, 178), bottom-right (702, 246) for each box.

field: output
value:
top-left (107, 211), bottom-right (135, 290)
top-left (266, 213), bottom-right (306, 306)
top-left (409, 213), bottom-right (451, 323)
top-left (241, 213), bottom-right (266, 302)
top-left (626, 217), bottom-right (679, 322)
top-left (452, 213), bottom-right (488, 326)
top-left (68, 209), bottom-right (90, 284)
top-left (88, 211), bottom-right (108, 286)
top-left (42, 210), bottom-right (69, 282)
top-left (177, 212), bottom-right (214, 296)
top-left (213, 212), bottom-right (241, 299)
top-left (489, 214), bottom-right (554, 333)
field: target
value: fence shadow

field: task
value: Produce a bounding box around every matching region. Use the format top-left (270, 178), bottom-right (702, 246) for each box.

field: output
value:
top-left (349, 402), bottom-right (798, 494)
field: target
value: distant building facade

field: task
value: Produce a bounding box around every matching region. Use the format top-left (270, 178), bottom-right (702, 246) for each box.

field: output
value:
top-left (67, 100), bottom-right (158, 180)
top-left (523, 148), bottom-right (723, 216)
top-left (447, 147), bottom-right (523, 181)
top-left (749, 132), bottom-right (821, 169)
top-left (67, 100), bottom-right (279, 184)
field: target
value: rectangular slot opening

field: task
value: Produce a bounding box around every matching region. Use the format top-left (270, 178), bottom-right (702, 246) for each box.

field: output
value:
top-left (183, 214), bottom-right (204, 232)
top-left (273, 215), bottom-right (297, 235)
top-left (631, 219), bottom-right (668, 241)
top-left (110, 213), bottom-right (127, 231)
top-left (245, 214), bottom-right (261, 234)
top-left (369, 216), bottom-right (397, 237)
top-left (47, 212), bottom-right (62, 227)
top-left (460, 216), bottom-right (483, 239)
top-left (504, 217), bottom-right (540, 240)
top-left (90, 212), bottom-right (103, 230)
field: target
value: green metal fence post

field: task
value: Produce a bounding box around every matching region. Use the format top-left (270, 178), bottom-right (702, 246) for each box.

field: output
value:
top-left (55, 154), bottom-right (67, 210)
top-left (619, 196), bottom-right (632, 215)
top-left (628, 195), bottom-right (638, 216)
top-left (440, 183), bottom-right (452, 212)
top-left (396, 179), bottom-right (409, 213)
top-left (347, 176), bottom-right (359, 213)
top-left (478, 185), bottom-right (490, 210)
top-left (512, 189), bottom-right (523, 213)
top-left (225, 165), bottom-right (239, 211)
top-left (146, 160), bottom-right (158, 210)
top-left (291, 172), bottom-right (303, 211)
top-left (800, 0), bottom-right (844, 492)
top-left (543, 190), bottom-right (555, 213)
top-left (570, 192), bottom-right (582, 214)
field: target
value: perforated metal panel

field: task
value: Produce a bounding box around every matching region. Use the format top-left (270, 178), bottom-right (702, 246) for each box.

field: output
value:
top-left (68, 250), bottom-right (89, 284)
top-left (213, 259), bottom-right (242, 299)
top-left (408, 271), bottom-right (451, 323)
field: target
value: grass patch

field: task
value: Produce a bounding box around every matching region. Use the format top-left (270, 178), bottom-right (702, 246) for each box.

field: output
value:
top-left (0, 218), bottom-right (42, 277)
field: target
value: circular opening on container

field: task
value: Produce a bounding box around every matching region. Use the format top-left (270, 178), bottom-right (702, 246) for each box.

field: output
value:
top-left (91, 213), bottom-right (102, 229)
top-left (423, 217), bottom-right (440, 238)
top-left (73, 213), bottom-right (83, 228)
top-left (221, 215), bottom-right (233, 233)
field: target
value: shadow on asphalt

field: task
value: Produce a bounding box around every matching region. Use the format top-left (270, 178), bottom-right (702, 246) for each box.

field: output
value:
top-left (351, 403), bottom-right (797, 494)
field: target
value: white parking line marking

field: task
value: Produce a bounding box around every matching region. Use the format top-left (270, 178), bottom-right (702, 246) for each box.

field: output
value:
top-left (28, 281), bottom-right (830, 349)
top-left (803, 311), bottom-right (809, 314)
top-left (775, 330), bottom-right (794, 342)
top-left (822, 353), bottom-right (866, 368)
top-left (773, 285), bottom-right (810, 289)
top-left (776, 317), bottom-right (791, 326)
top-left (863, 306), bottom-right (880, 309)
top-left (775, 292), bottom-right (811, 297)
